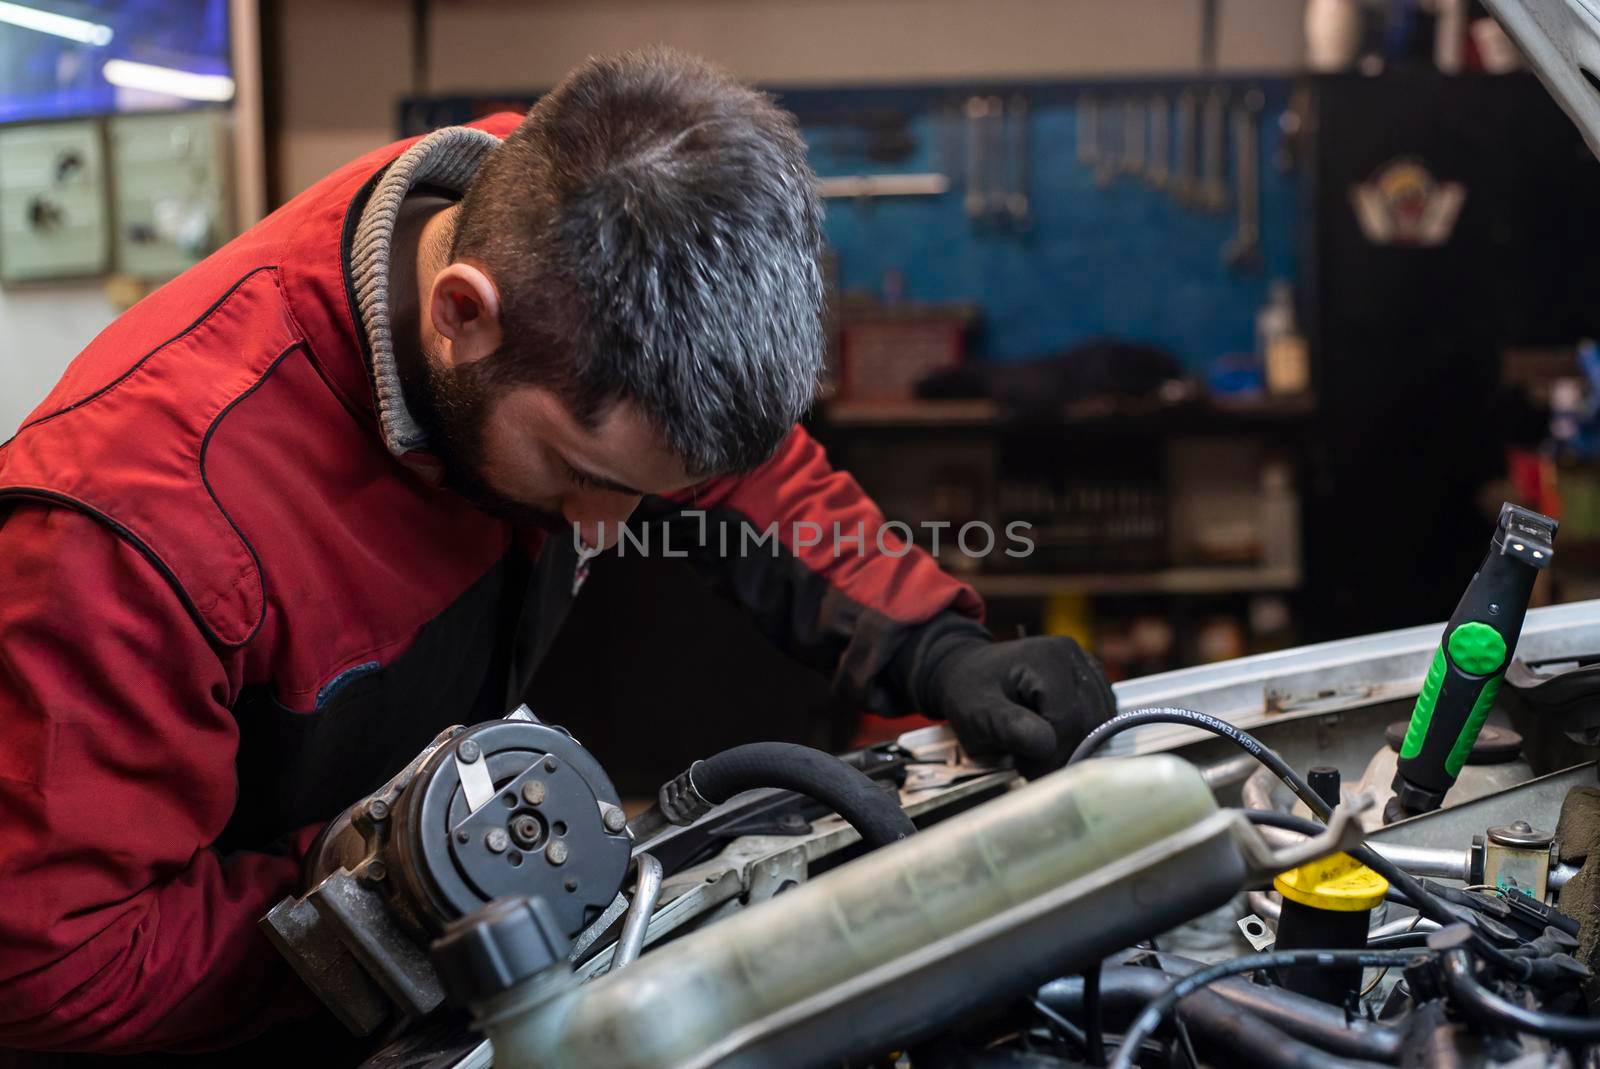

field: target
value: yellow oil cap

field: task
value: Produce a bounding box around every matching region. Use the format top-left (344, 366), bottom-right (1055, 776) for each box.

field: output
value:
top-left (1273, 852), bottom-right (1389, 912)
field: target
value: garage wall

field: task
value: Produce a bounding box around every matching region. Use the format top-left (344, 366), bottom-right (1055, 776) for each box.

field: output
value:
top-left (0, 284), bottom-right (118, 435)
top-left (273, 0), bottom-right (1305, 197)
top-left (2, 1), bottom-right (1305, 436)
top-left (2, 0), bottom-right (264, 435)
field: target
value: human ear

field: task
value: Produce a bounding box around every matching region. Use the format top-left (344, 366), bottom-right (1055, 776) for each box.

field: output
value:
top-left (428, 262), bottom-right (503, 367)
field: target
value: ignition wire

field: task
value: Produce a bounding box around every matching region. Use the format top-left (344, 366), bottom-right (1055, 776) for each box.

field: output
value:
top-left (1068, 707), bottom-right (1333, 820)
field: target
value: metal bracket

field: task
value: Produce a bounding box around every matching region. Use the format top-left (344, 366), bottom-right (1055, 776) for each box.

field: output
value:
top-left (307, 869), bottom-right (445, 1019)
top-left (569, 893), bottom-right (630, 964)
top-left (261, 893), bottom-right (391, 1035)
top-left (1232, 792), bottom-right (1375, 881)
top-left (1237, 913), bottom-right (1276, 951)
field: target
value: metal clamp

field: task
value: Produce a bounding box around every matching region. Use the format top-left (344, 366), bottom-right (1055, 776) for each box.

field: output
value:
top-left (1233, 792), bottom-right (1376, 881)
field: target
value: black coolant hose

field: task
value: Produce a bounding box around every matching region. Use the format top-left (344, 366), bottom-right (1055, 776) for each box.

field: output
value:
top-left (1439, 948), bottom-right (1600, 1042)
top-left (655, 742), bottom-right (915, 848)
top-left (1041, 965), bottom-right (1402, 1064)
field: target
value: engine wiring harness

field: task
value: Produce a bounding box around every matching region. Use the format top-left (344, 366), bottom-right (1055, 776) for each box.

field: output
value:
top-left (1012, 705), bottom-right (1600, 1069)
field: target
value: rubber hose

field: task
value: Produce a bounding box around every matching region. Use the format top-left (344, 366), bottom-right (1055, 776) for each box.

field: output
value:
top-left (1440, 949), bottom-right (1600, 1042)
top-left (1041, 966), bottom-right (1401, 1063)
top-left (1142, 950), bottom-right (1403, 1061)
top-left (1106, 950), bottom-right (1423, 1069)
top-left (691, 742), bottom-right (915, 847)
top-left (1040, 968), bottom-right (1389, 1069)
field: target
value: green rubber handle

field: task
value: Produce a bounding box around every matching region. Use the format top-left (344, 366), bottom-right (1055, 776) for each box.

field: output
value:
top-left (1398, 626), bottom-right (1506, 779)
top-left (1392, 504), bottom-right (1554, 815)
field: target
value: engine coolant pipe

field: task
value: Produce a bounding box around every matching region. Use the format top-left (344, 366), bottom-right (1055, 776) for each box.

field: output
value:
top-left (433, 755), bottom-right (1260, 1069)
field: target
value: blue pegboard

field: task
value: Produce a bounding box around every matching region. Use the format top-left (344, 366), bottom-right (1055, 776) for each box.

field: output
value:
top-left (777, 79), bottom-right (1299, 370)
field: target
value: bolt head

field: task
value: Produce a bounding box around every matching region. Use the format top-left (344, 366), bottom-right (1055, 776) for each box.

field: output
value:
top-left (458, 738), bottom-right (482, 763)
top-left (510, 814), bottom-right (544, 849)
top-left (543, 756), bottom-right (558, 773)
top-left (521, 780), bottom-right (547, 806)
top-left (366, 798), bottom-right (390, 821)
top-left (363, 860), bottom-right (387, 882)
top-left (603, 806), bottom-right (627, 833)
top-left (485, 827), bottom-right (510, 854)
top-left (546, 840), bottom-right (569, 866)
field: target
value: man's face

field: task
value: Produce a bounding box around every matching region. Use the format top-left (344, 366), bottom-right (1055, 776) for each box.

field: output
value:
top-left (417, 357), bottom-right (700, 549)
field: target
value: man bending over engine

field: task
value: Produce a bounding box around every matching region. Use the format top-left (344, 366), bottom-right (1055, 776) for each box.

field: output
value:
top-left (0, 48), bottom-right (1114, 1056)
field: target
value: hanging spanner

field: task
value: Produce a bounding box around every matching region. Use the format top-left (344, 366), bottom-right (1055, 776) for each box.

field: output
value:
top-left (1146, 93), bottom-right (1170, 190)
top-left (1223, 88), bottom-right (1264, 270)
top-left (1197, 87), bottom-right (1229, 214)
top-left (1007, 93), bottom-right (1030, 228)
top-left (985, 95), bottom-right (1008, 217)
top-left (1095, 98), bottom-right (1120, 189)
top-left (1172, 89), bottom-right (1197, 206)
top-left (1122, 96), bottom-right (1145, 176)
top-left (1076, 93), bottom-right (1098, 168)
top-left (964, 95), bottom-right (989, 218)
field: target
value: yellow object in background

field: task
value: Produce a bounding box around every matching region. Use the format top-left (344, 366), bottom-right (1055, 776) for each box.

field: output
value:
top-left (1044, 593), bottom-right (1094, 648)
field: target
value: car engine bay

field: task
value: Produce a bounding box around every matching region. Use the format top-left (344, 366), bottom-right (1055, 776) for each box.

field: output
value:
top-left (254, 589), bottom-right (1600, 1069)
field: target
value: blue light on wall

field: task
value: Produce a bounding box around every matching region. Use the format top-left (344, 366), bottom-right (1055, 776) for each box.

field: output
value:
top-left (0, 0), bottom-right (233, 124)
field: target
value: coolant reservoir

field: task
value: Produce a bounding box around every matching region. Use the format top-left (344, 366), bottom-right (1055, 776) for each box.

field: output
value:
top-left (470, 754), bottom-right (1250, 1069)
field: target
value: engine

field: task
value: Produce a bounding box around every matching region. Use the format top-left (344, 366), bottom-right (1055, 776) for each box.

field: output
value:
top-left (262, 602), bottom-right (1600, 1069)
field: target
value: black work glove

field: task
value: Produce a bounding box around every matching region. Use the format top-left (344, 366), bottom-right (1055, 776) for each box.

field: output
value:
top-left (891, 614), bottom-right (1117, 778)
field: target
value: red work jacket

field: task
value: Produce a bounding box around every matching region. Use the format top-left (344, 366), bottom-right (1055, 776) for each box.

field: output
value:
top-left (0, 114), bottom-right (979, 1052)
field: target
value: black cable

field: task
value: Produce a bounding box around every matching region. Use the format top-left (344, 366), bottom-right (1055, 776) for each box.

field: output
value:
top-left (686, 742), bottom-right (916, 847)
top-left (1083, 961), bottom-right (1105, 1066)
top-left (1068, 707), bottom-right (1334, 821)
top-left (1105, 949), bottom-right (1427, 1069)
top-left (1030, 996), bottom-right (1089, 1049)
top-left (1243, 810), bottom-right (1532, 980)
top-left (1440, 948), bottom-right (1600, 1042)
top-left (1170, 1016), bottom-right (1200, 1069)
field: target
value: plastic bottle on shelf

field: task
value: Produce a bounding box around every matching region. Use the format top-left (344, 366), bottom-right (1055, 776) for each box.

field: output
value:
top-left (1257, 280), bottom-right (1309, 396)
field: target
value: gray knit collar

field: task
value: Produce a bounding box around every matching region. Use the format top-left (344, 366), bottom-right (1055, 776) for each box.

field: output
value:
top-left (350, 126), bottom-right (501, 458)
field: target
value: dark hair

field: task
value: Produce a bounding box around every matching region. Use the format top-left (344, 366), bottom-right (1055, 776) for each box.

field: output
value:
top-left (451, 48), bottom-right (825, 476)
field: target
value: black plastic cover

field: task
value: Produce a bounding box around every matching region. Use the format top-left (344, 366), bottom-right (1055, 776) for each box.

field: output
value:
top-left (431, 895), bottom-right (570, 1004)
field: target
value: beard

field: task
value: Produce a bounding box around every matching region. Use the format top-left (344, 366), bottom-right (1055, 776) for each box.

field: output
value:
top-left (405, 352), bottom-right (569, 533)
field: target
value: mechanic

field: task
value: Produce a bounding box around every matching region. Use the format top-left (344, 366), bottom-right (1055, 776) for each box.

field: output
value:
top-left (0, 49), bottom-right (1115, 1056)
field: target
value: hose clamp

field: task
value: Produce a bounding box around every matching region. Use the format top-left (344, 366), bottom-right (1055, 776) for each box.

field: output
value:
top-left (659, 760), bottom-right (716, 826)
